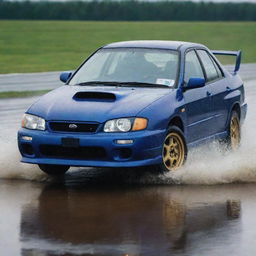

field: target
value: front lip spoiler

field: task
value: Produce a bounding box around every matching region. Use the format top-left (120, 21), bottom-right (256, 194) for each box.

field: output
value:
top-left (20, 155), bottom-right (162, 168)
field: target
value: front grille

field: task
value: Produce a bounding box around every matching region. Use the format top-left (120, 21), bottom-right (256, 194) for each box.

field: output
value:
top-left (49, 122), bottom-right (99, 133)
top-left (40, 145), bottom-right (106, 160)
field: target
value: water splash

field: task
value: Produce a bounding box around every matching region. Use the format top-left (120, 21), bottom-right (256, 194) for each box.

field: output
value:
top-left (164, 140), bottom-right (256, 185)
top-left (0, 130), bottom-right (48, 182)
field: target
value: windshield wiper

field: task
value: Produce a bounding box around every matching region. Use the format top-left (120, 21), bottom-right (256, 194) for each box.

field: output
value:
top-left (77, 81), bottom-right (171, 88)
top-left (77, 81), bottom-right (123, 86)
top-left (119, 82), bottom-right (171, 88)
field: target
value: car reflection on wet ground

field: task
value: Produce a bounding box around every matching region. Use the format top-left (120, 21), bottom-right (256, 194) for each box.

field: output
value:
top-left (1, 172), bottom-right (253, 256)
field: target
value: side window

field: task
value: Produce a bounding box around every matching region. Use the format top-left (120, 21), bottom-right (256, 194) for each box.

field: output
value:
top-left (184, 50), bottom-right (205, 85)
top-left (197, 50), bottom-right (219, 82)
top-left (211, 56), bottom-right (224, 78)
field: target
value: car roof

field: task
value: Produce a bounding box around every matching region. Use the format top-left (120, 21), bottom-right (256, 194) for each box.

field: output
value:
top-left (103, 40), bottom-right (206, 51)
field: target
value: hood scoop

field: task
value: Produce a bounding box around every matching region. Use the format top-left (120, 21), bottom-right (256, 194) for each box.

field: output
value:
top-left (73, 91), bottom-right (116, 102)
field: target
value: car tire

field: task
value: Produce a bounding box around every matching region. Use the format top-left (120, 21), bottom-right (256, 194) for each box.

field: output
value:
top-left (226, 110), bottom-right (241, 150)
top-left (38, 164), bottom-right (70, 176)
top-left (160, 126), bottom-right (187, 172)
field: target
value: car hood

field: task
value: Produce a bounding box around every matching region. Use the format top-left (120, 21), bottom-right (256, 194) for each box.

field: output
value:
top-left (27, 85), bottom-right (173, 123)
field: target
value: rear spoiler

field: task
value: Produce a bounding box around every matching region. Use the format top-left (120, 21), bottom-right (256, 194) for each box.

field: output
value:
top-left (211, 50), bottom-right (242, 74)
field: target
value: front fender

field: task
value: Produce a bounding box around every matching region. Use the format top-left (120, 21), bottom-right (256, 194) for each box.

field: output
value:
top-left (137, 92), bottom-right (186, 133)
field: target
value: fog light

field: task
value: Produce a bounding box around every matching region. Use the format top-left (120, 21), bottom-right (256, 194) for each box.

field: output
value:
top-left (115, 139), bottom-right (134, 145)
top-left (21, 136), bottom-right (32, 141)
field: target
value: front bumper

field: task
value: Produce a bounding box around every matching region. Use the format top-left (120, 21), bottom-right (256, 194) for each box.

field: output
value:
top-left (18, 128), bottom-right (165, 168)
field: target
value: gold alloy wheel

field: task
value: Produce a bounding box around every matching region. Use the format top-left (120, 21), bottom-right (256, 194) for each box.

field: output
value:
top-left (162, 132), bottom-right (185, 171)
top-left (230, 115), bottom-right (240, 150)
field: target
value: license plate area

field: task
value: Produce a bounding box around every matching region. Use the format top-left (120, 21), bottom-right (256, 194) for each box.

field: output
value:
top-left (61, 138), bottom-right (80, 148)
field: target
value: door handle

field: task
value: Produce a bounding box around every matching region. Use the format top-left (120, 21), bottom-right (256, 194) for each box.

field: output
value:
top-left (226, 86), bottom-right (232, 92)
top-left (206, 91), bottom-right (212, 97)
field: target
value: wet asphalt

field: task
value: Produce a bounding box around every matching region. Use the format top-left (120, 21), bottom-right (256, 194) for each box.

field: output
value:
top-left (2, 179), bottom-right (255, 256)
top-left (1, 71), bottom-right (256, 255)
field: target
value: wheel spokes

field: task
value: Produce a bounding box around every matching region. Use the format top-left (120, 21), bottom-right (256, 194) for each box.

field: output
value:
top-left (230, 116), bottom-right (240, 149)
top-left (162, 132), bottom-right (185, 171)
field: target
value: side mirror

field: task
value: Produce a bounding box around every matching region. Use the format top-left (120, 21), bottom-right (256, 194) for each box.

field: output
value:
top-left (185, 77), bottom-right (205, 90)
top-left (60, 72), bottom-right (72, 83)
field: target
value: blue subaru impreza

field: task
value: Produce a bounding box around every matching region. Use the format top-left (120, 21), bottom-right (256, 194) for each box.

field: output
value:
top-left (18, 41), bottom-right (247, 175)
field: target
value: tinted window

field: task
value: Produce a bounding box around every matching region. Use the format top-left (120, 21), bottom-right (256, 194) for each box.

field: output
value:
top-left (197, 50), bottom-right (219, 82)
top-left (184, 50), bottom-right (204, 85)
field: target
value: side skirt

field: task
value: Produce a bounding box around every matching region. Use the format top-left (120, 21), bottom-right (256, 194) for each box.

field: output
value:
top-left (187, 131), bottom-right (228, 149)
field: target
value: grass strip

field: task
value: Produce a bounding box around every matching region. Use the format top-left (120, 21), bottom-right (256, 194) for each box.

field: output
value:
top-left (0, 21), bottom-right (255, 73)
top-left (0, 90), bottom-right (50, 99)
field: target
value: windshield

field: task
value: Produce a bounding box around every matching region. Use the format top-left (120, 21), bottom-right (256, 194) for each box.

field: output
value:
top-left (69, 48), bottom-right (179, 87)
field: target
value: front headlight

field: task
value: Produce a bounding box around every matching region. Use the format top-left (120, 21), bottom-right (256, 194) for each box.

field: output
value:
top-left (21, 114), bottom-right (46, 131)
top-left (104, 117), bottom-right (147, 132)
